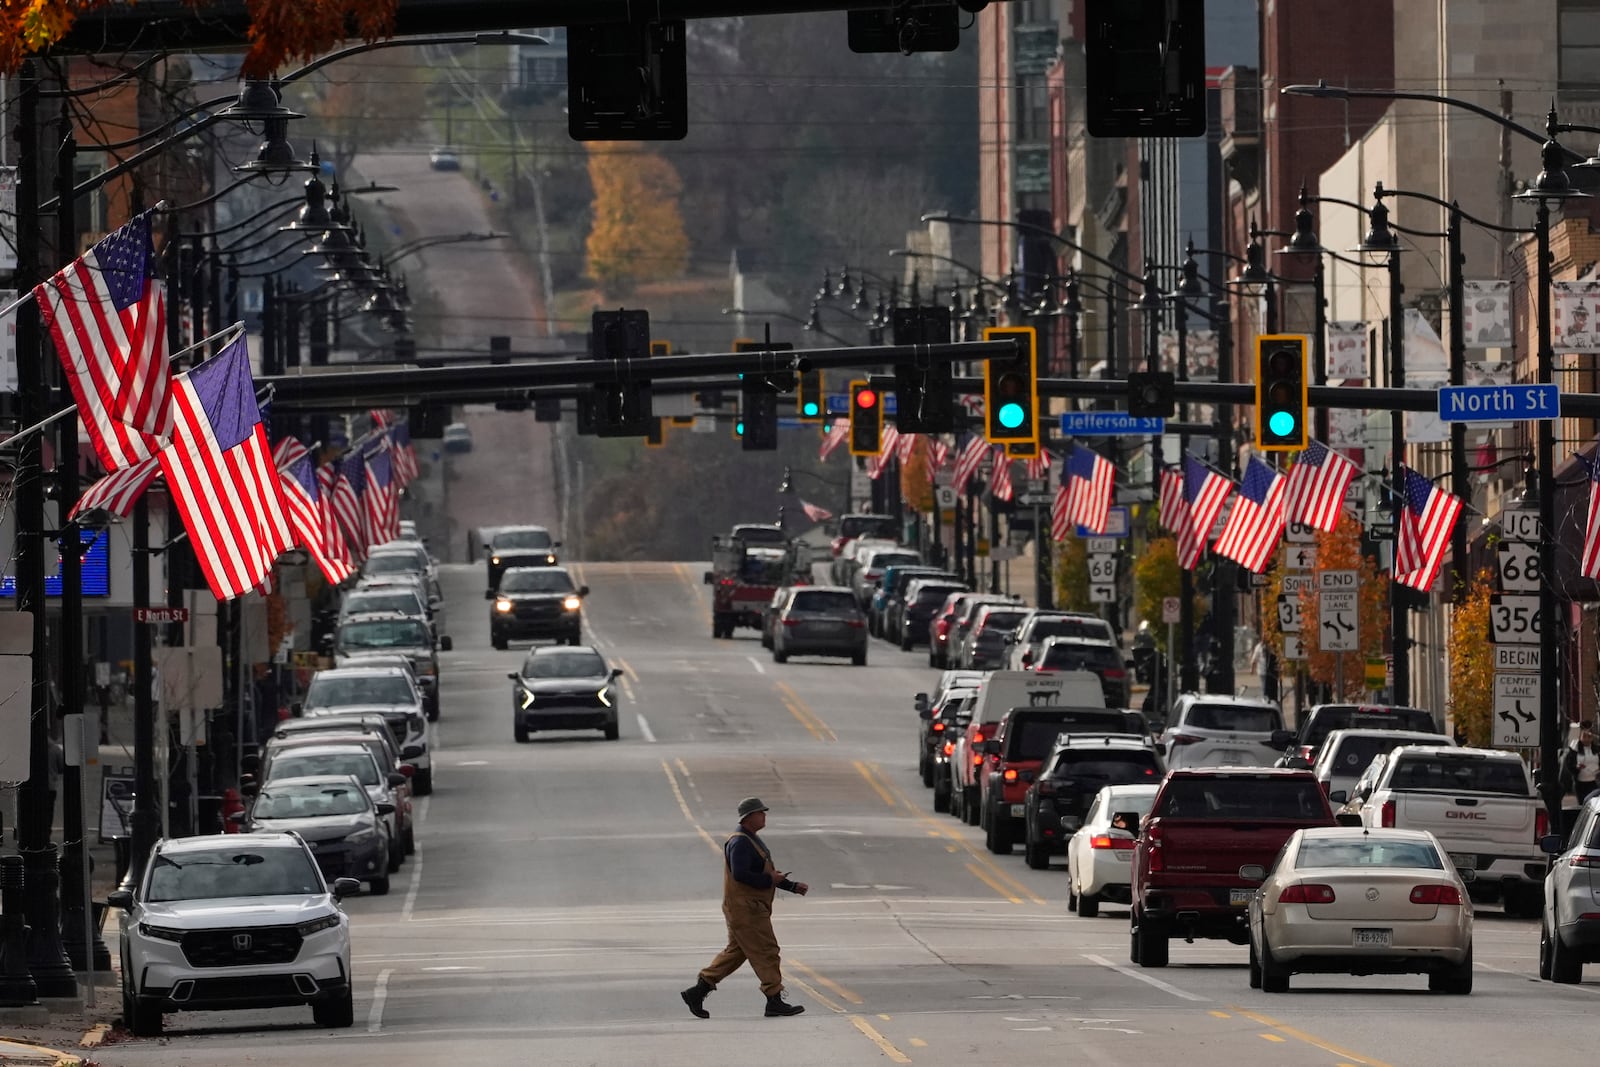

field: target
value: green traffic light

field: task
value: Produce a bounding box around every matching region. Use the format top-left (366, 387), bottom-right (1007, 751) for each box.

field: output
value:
top-left (997, 402), bottom-right (1026, 430)
top-left (736, 421), bottom-right (745, 435)
top-left (802, 401), bottom-right (819, 417)
top-left (1268, 411), bottom-right (1297, 437)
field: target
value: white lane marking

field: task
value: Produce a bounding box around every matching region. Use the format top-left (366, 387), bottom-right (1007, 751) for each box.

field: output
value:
top-left (420, 966), bottom-right (481, 972)
top-left (619, 677), bottom-right (637, 702)
top-left (457, 760), bottom-right (489, 767)
top-left (1080, 954), bottom-right (1209, 1002)
top-left (402, 840), bottom-right (424, 922)
top-left (747, 656), bottom-right (766, 675)
top-left (636, 713), bottom-right (656, 743)
top-left (367, 968), bottom-right (393, 1033)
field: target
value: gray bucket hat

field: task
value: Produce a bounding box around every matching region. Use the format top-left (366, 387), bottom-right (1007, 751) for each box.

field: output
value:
top-left (737, 797), bottom-right (769, 819)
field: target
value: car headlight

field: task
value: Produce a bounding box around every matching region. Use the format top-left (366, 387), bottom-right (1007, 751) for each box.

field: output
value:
top-left (597, 686), bottom-right (612, 708)
top-left (491, 556), bottom-right (501, 565)
top-left (545, 554), bottom-right (556, 564)
top-left (345, 828), bottom-right (380, 845)
top-left (562, 595), bottom-right (582, 611)
top-left (138, 923), bottom-right (185, 943)
top-left (297, 914), bottom-right (342, 937)
top-left (495, 599), bottom-right (513, 613)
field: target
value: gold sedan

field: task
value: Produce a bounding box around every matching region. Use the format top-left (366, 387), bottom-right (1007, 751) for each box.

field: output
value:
top-left (1245, 827), bottom-right (1473, 994)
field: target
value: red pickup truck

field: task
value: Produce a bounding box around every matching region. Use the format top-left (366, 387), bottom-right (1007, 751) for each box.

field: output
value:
top-left (1130, 768), bottom-right (1335, 968)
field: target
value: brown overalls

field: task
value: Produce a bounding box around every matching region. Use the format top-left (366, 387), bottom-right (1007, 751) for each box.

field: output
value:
top-left (698, 830), bottom-right (785, 996)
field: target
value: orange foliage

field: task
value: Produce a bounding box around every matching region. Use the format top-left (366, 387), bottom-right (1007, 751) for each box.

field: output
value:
top-left (584, 143), bottom-right (690, 297)
top-left (899, 439), bottom-right (934, 513)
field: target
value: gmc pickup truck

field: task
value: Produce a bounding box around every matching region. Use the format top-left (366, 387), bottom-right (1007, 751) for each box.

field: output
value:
top-left (1354, 744), bottom-right (1547, 917)
top-left (1130, 768), bottom-right (1335, 968)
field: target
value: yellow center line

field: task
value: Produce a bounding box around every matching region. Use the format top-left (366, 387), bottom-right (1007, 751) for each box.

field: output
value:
top-left (909, 1038), bottom-right (928, 1048)
top-left (855, 761), bottom-right (897, 808)
top-left (777, 681), bottom-right (837, 742)
top-left (660, 760), bottom-right (720, 855)
top-left (789, 959), bottom-right (864, 1005)
top-left (1208, 1010), bottom-right (1232, 1019)
top-left (850, 1016), bottom-right (913, 1064)
top-left (964, 862), bottom-right (1023, 904)
top-left (791, 977), bottom-right (845, 1014)
top-left (1259, 1034), bottom-right (1285, 1043)
top-left (1228, 1006), bottom-right (1396, 1067)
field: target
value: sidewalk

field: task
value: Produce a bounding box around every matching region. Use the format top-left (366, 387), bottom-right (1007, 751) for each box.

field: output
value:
top-left (0, 1034), bottom-right (89, 1066)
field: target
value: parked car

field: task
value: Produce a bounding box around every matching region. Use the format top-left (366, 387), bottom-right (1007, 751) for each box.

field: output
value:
top-left (946, 595), bottom-right (1014, 669)
top-left (259, 724), bottom-right (416, 854)
top-left (1246, 827), bottom-right (1473, 994)
top-left (298, 665), bottom-right (432, 795)
top-left (241, 775), bottom-right (395, 894)
top-left (256, 743), bottom-right (407, 876)
top-left (851, 546), bottom-right (921, 608)
top-left (870, 565), bottom-right (947, 638)
top-left (895, 578), bottom-right (969, 651)
top-left (1541, 792), bottom-right (1600, 983)
top-left (109, 833), bottom-right (359, 1036)
top-left (331, 611), bottom-right (448, 721)
top-left (957, 603), bottom-right (1030, 669)
top-left (772, 586), bottom-right (867, 665)
top-left (429, 145), bottom-right (462, 170)
top-left (1066, 783), bottom-right (1160, 917)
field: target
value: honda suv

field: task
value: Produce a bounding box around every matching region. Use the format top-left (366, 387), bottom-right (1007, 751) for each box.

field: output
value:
top-left (1162, 694), bottom-right (1290, 770)
top-left (109, 833), bottom-right (359, 1036)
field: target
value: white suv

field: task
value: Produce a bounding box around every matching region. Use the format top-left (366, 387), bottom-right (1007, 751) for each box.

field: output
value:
top-left (1161, 694), bottom-right (1289, 770)
top-left (110, 833), bottom-right (358, 1036)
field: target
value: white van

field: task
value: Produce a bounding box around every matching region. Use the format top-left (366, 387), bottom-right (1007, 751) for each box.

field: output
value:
top-left (969, 669), bottom-right (1107, 725)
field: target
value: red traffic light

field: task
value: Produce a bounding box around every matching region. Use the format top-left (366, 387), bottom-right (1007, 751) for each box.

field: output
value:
top-left (855, 388), bottom-right (878, 409)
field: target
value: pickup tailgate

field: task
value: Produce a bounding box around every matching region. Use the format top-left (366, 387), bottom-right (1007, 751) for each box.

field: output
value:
top-left (1150, 818), bottom-right (1310, 901)
top-left (1394, 792), bottom-right (1536, 856)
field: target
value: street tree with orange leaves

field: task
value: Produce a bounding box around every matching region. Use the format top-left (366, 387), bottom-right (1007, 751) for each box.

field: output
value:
top-left (584, 143), bottom-right (690, 297)
top-left (1261, 515), bottom-right (1388, 700)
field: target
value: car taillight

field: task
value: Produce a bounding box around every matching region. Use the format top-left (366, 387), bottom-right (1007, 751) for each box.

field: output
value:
top-left (1536, 809), bottom-right (1550, 842)
top-left (1103, 668), bottom-right (1125, 680)
top-left (1002, 769), bottom-right (1018, 782)
top-left (931, 722), bottom-right (945, 733)
top-left (1167, 732), bottom-right (1203, 746)
top-left (1037, 781), bottom-right (1056, 796)
top-left (782, 618), bottom-right (803, 626)
top-left (1278, 883), bottom-right (1336, 905)
top-left (844, 618), bottom-right (865, 628)
top-left (1298, 745), bottom-right (1314, 761)
top-left (1409, 884), bottom-right (1462, 905)
top-left (1090, 835), bottom-right (1136, 850)
top-left (972, 754), bottom-right (984, 766)
top-left (1380, 800), bottom-right (1396, 827)
top-left (1146, 824), bottom-right (1163, 871)
top-left (943, 741), bottom-right (954, 756)
top-left (1571, 854), bottom-right (1600, 868)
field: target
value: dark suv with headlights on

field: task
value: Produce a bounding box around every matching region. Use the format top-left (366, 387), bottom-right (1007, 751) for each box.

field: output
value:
top-left (1021, 735), bottom-right (1164, 869)
top-left (486, 525), bottom-right (562, 589)
top-left (489, 566), bottom-right (587, 648)
top-left (508, 645), bottom-right (624, 741)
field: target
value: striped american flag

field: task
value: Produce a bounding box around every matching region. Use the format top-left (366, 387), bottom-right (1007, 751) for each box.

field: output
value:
top-left (364, 444), bottom-right (401, 545)
top-left (1284, 440), bottom-right (1360, 531)
top-left (1213, 456), bottom-right (1287, 573)
top-left (389, 423), bottom-right (420, 486)
top-left (1394, 465), bottom-right (1462, 592)
top-left (34, 210), bottom-right (169, 470)
top-left (1582, 454), bottom-right (1600, 579)
top-left (332, 453), bottom-right (369, 558)
top-left (282, 455), bottom-right (354, 585)
top-left (952, 435), bottom-right (988, 495)
top-left (70, 455), bottom-right (161, 520)
top-left (1050, 483), bottom-right (1073, 541)
top-left (273, 435), bottom-right (310, 472)
top-left (318, 463), bottom-right (357, 565)
top-left (1026, 449), bottom-right (1050, 481)
top-left (1066, 443), bottom-right (1115, 534)
top-left (819, 419), bottom-right (849, 461)
top-left (1158, 466), bottom-right (1184, 533)
top-left (869, 425), bottom-right (901, 480)
top-left (896, 430), bottom-right (919, 463)
top-left (990, 447), bottom-right (1014, 502)
top-left (156, 337), bottom-right (292, 600)
top-left (1174, 454), bottom-right (1232, 570)
top-left (928, 437), bottom-right (950, 471)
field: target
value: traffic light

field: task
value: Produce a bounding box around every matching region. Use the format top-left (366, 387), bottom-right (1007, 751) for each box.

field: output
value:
top-left (645, 418), bottom-right (666, 448)
top-left (848, 379), bottom-right (883, 456)
top-left (1254, 334), bottom-right (1309, 451)
top-left (1084, 0), bottom-right (1207, 138)
top-left (741, 380), bottom-right (779, 451)
top-left (1127, 371), bottom-right (1175, 418)
top-left (490, 335), bottom-right (512, 365)
top-left (533, 396), bottom-right (562, 422)
top-left (650, 340), bottom-right (672, 356)
top-left (981, 326), bottom-right (1039, 445)
top-left (892, 306), bottom-right (955, 433)
top-left (797, 367), bottom-right (825, 422)
top-left (1004, 438), bottom-right (1039, 460)
top-left (590, 309), bottom-right (652, 437)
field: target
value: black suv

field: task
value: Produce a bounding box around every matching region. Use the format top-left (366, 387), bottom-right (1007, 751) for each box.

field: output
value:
top-left (486, 525), bottom-right (561, 589)
top-left (489, 566), bottom-right (588, 648)
top-left (1287, 703), bottom-right (1440, 763)
top-left (1022, 735), bottom-right (1164, 869)
top-left (1033, 636), bottom-right (1129, 708)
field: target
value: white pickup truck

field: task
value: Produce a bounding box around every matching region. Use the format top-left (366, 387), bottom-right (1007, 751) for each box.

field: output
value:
top-left (1351, 745), bottom-right (1548, 917)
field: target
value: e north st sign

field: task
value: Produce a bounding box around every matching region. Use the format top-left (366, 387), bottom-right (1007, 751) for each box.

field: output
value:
top-left (1437, 384), bottom-right (1559, 423)
top-left (134, 607), bottom-right (189, 625)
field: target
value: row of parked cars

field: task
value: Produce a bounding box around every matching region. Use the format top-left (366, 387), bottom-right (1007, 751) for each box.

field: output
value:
top-left (111, 524), bottom-right (453, 1037)
top-left (909, 660), bottom-right (1590, 994)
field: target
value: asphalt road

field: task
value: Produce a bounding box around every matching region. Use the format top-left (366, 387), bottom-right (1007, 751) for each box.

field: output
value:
top-left (91, 561), bottom-right (1592, 1066)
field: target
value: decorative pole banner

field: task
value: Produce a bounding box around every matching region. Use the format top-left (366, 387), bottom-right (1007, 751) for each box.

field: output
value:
top-left (1553, 280), bottom-right (1600, 354)
top-left (1158, 330), bottom-right (1220, 381)
top-left (1461, 280), bottom-right (1511, 348)
top-left (1325, 320), bottom-right (1368, 381)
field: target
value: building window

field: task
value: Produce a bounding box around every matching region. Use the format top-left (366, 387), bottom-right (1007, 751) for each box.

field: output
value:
top-left (1561, 2), bottom-right (1600, 96)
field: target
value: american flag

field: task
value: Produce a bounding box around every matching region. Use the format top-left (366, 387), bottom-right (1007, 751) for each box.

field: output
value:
top-left (928, 436), bottom-right (950, 471)
top-left (332, 452), bottom-right (368, 557)
top-left (990, 447), bottom-right (1014, 502)
top-left (282, 455), bottom-right (354, 585)
top-left (1158, 466), bottom-right (1184, 533)
top-left (1066, 443), bottom-right (1115, 533)
top-left (1174, 454), bottom-right (1232, 570)
top-left (34, 210), bottom-right (169, 470)
top-left (369, 409), bottom-right (393, 429)
top-left (819, 419), bottom-right (848, 461)
top-left (1213, 457), bottom-right (1287, 572)
top-left (1050, 483), bottom-right (1073, 541)
top-left (1026, 449), bottom-right (1050, 481)
top-left (71, 455), bottom-right (161, 520)
top-left (952, 434), bottom-right (988, 495)
top-left (273, 435), bottom-right (310, 472)
top-left (1582, 453), bottom-right (1600, 579)
top-left (364, 445), bottom-right (401, 545)
top-left (1394, 465), bottom-right (1462, 591)
top-left (896, 431), bottom-right (919, 463)
top-left (799, 499), bottom-right (834, 523)
top-left (1284, 440), bottom-right (1360, 531)
top-left (318, 462), bottom-right (357, 565)
top-left (389, 423), bottom-right (420, 486)
top-left (157, 337), bottom-right (292, 600)
top-left (869, 425), bottom-right (901, 479)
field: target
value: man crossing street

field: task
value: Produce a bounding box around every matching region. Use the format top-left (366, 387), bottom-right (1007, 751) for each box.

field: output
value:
top-left (681, 797), bottom-right (809, 1018)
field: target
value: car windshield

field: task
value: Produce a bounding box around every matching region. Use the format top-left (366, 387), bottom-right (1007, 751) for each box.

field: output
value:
top-left (790, 591), bottom-right (858, 615)
top-left (339, 620), bottom-right (431, 649)
top-left (1009, 714), bottom-right (1131, 759)
top-left (146, 847), bottom-right (323, 901)
top-left (269, 753), bottom-right (380, 786)
top-left (500, 570), bottom-right (576, 594)
top-left (1304, 706), bottom-right (1436, 747)
top-left (1322, 736), bottom-right (1426, 778)
top-left (495, 529), bottom-right (552, 550)
top-left (523, 651), bottom-right (607, 678)
top-left (364, 554), bottom-right (424, 577)
top-left (1029, 617), bottom-right (1116, 643)
top-left (345, 592), bottom-right (423, 616)
top-left (1050, 752), bottom-right (1162, 783)
top-left (867, 552), bottom-right (919, 572)
top-left (1387, 756), bottom-right (1530, 796)
top-left (914, 585), bottom-right (964, 604)
top-left (734, 526), bottom-right (788, 544)
top-left (978, 611), bottom-right (1028, 633)
top-left (1040, 644), bottom-right (1122, 671)
top-left (841, 516), bottom-right (898, 540)
top-left (254, 782), bottom-right (371, 818)
top-left (306, 674), bottom-right (415, 707)
top-left (1295, 837), bottom-right (1444, 870)
top-left (1157, 777), bottom-right (1328, 819)
top-left (1183, 703), bottom-right (1282, 732)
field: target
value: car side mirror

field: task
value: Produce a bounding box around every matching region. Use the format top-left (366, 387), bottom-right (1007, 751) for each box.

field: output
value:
top-left (610, 667), bottom-right (624, 679)
top-left (1059, 815), bottom-right (1083, 832)
top-left (398, 765), bottom-right (415, 778)
top-left (240, 779), bottom-right (259, 798)
top-left (1269, 729), bottom-right (1294, 749)
top-left (320, 633), bottom-right (335, 650)
top-left (579, 585), bottom-right (590, 597)
top-left (439, 636), bottom-right (453, 652)
top-left (290, 702), bottom-right (303, 718)
top-left (1111, 812), bottom-right (1141, 836)
top-left (376, 802), bottom-right (397, 816)
top-left (914, 692), bottom-right (929, 714)
top-left (387, 772), bottom-right (408, 788)
top-left (507, 671), bottom-right (520, 681)
top-left (1541, 833), bottom-right (1566, 855)
top-left (1335, 812), bottom-right (1364, 827)
top-left (107, 889), bottom-right (134, 911)
top-left (485, 589), bottom-right (496, 600)
top-left (1328, 790), bottom-right (1348, 805)
top-left (401, 745), bottom-right (424, 760)
top-left (919, 707), bottom-right (933, 721)
top-left (332, 877), bottom-right (361, 901)
top-left (1238, 864), bottom-right (1266, 882)
top-left (553, 541), bottom-right (563, 548)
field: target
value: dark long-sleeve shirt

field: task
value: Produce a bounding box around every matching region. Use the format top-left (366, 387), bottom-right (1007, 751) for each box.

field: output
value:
top-left (726, 828), bottom-right (796, 892)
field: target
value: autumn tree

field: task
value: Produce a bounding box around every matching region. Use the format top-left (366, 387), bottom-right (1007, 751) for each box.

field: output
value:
top-left (1448, 569), bottom-right (1495, 746)
top-left (899, 442), bottom-right (935, 513)
top-left (290, 51), bottom-right (429, 180)
top-left (1134, 537), bottom-right (1182, 653)
top-left (584, 143), bottom-right (690, 298)
top-left (1054, 536), bottom-right (1092, 613)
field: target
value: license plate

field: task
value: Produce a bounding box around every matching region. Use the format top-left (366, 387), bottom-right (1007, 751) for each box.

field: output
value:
top-left (1353, 928), bottom-right (1393, 947)
top-left (1449, 853), bottom-right (1477, 870)
top-left (1010, 804), bottom-right (1026, 817)
top-left (1229, 889), bottom-right (1253, 906)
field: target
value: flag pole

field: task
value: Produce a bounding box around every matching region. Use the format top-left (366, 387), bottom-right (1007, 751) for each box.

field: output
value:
top-left (0, 201), bottom-right (172, 320)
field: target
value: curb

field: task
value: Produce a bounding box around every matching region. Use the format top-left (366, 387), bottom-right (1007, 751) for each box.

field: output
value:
top-left (0, 1037), bottom-right (83, 1066)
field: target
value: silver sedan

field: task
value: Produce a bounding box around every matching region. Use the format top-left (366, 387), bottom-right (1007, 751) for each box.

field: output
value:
top-left (1245, 827), bottom-right (1473, 994)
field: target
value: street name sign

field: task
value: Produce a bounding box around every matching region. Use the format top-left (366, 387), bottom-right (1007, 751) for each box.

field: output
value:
top-left (826, 393), bottom-right (898, 415)
top-left (1492, 672), bottom-right (1541, 747)
top-left (1438, 384), bottom-right (1558, 423)
top-left (1059, 412), bottom-right (1164, 435)
top-left (1281, 574), bottom-right (1313, 595)
top-left (135, 607), bottom-right (189, 624)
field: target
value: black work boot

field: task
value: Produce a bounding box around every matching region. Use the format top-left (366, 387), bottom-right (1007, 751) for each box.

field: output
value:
top-left (765, 993), bottom-right (805, 1017)
top-left (681, 977), bottom-right (713, 1019)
